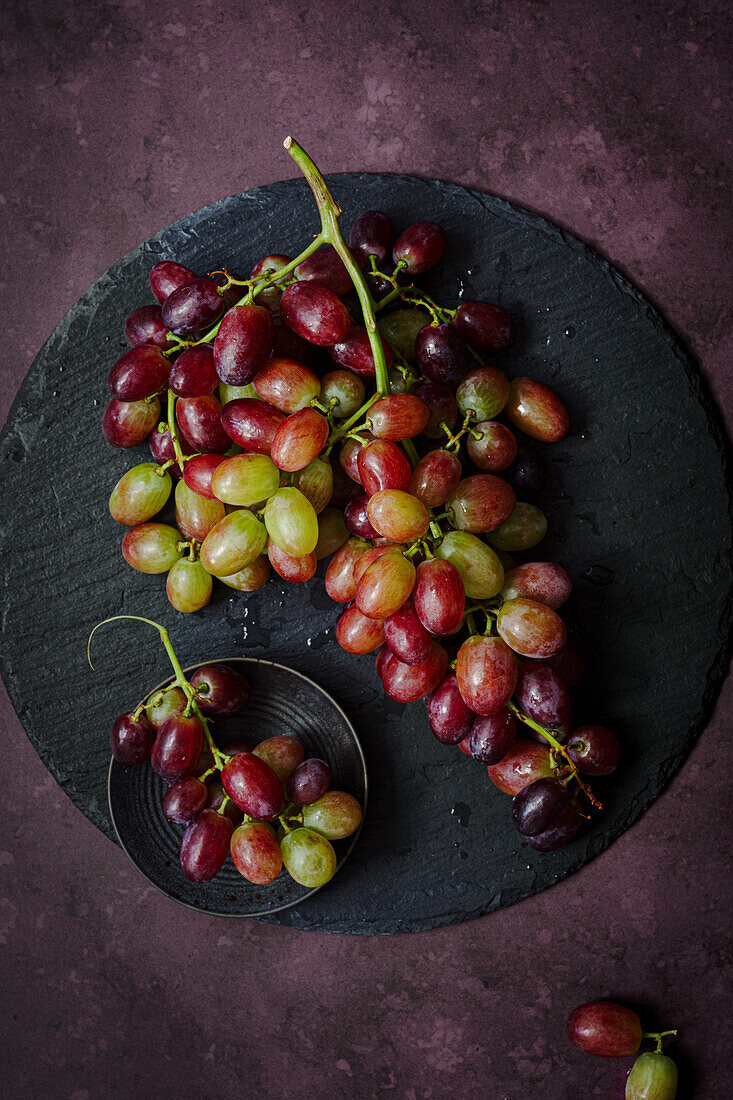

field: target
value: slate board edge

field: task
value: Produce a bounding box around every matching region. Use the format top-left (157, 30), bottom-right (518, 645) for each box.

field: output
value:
top-left (0, 173), bottom-right (731, 935)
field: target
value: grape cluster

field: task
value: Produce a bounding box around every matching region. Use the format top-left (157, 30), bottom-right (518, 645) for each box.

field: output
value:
top-left (567, 1001), bottom-right (679, 1099)
top-left (101, 138), bottom-right (621, 855)
top-left (99, 616), bottom-right (362, 889)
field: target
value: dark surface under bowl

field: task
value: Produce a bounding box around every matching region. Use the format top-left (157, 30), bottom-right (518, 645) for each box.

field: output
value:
top-left (0, 173), bottom-right (731, 933)
top-left (109, 658), bottom-right (367, 917)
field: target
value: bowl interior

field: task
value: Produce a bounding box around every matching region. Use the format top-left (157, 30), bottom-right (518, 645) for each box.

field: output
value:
top-left (108, 657), bottom-right (367, 917)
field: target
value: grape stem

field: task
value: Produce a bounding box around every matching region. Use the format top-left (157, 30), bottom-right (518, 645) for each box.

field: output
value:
top-left (642, 1029), bottom-right (678, 1054)
top-left (87, 615), bottom-right (227, 770)
top-left (283, 136), bottom-right (391, 398)
top-left (506, 700), bottom-right (603, 810)
top-left (165, 389), bottom-right (188, 473)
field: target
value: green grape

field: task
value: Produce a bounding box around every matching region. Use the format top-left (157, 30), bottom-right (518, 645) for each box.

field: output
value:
top-left (292, 456), bottom-right (333, 514)
top-left (625, 1052), bottom-right (678, 1100)
top-left (219, 554), bottom-right (270, 592)
top-left (199, 509), bottom-right (267, 576)
top-left (377, 309), bottom-right (426, 362)
top-left (488, 502), bottom-right (547, 551)
top-left (302, 790), bottom-right (363, 840)
top-left (219, 382), bottom-right (258, 404)
top-left (436, 530), bottom-right (504, 599)
top-left (315, 507), bottom-right (349, 559)
top-left (210, 453), bottom-right (280, 507)
top-left (122, 523), bottom-right (183, 573)
top-left (109, 463), bottom-right (172, 525)
top-left (320, 369), bottom-right (365, 417)
top-left (280, 827), bottom-right (337, 888)
top-left (166, 558), bottom-right (213, 613)
top-left (263, 487), bottom-right (319, 556)
top-left (456, 366), bottom-right (510, 421)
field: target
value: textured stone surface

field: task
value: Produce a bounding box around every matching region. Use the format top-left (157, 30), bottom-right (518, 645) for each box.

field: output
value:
top-left (1, 0), bottom-right (731, 1096)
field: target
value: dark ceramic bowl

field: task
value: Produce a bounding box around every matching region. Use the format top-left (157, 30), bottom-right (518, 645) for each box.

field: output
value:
top-left (108, 657), bottom-right (367, 917)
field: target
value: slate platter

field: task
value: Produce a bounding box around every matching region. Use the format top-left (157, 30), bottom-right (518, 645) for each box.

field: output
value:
top-left (0, 173), bottom-right (731, 934)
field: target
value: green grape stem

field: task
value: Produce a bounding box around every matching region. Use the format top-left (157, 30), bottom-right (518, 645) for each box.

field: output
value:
top-left (87, 615), bottom-right (228, 770)
top-left (642, 1029), bottom-right (678, 1054)
top-left (283, 136), bottom-right (391, 398)
top-left (506, 699), bottom-right (602, 810)
top-left (165, 389), bottom-right (188, 474)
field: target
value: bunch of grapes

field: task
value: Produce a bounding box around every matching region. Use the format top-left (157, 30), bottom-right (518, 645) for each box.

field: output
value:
top-left (95, 616), bottom-right (362, 889)
top-left (101, 137), bottom-right (621, 854)
top-left (567, 1000), bottom-right (679, 1099)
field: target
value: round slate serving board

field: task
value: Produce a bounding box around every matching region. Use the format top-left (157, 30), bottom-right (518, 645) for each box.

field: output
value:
top-left (0, 174), bottom-right (731, 934)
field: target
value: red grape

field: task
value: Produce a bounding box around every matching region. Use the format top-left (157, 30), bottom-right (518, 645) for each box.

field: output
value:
top-left (344, 496), bottom-right (379, 539)
top-left (411, 449), bottom-right (462, 508)
top-left (151, 714), bottom-right (203, 782)
top-left (271, 408), bottom-right (329, 472)
top-left (213, 304), bottom-right (274, 385)
top-left (183, 453), bottom-right (228, 500)
top-left (286, 758), bottom-right (332, 806)
top-left (200, 509), bottom-right (267, 577)
top-left (162, 277), bottom-right (224, 336)
top-left (467, 421), bottom-right (518, 472)
top-left (505, 377), bottom-right (569, 442)
top-left (366, 394), bottom-right (430, 440)
top-left (124, 304), bottom-right (170, 349)
top-left (454, 300), bottom-right (515, 352)
top-left (512, 777), bottom-right (571, 836)
top-left (381, 641), bottom-right (448, 702)
top-left (294, 457), bottom-right (334, 515)
top-left (501, 562), bottom-right (572, 610)
top-left (280, 282), bottom-right (351, 346)
top-left (410, 380), bottom-right (458, 439)
top-left (122, 523), bottom-right (183, 573)
top-left (108, 345), bottom-right (170, 401)
top-left (456, 635), bottom-right (517, 715)
top-left (163, 776), bottom-right (208, 823)
top-left (355, 549), bottom-right (415, 619)
top-left (336, 604), bottom-right (386, 654)
top-left (567, 1002), bottom-right (642, 1058)
top-left (252, 736), bottom-right (304, 783)
top-left (230, 822), bottom-right (282, 884)
top-left (427, 673), bottom-right (475, 744)
top-left (449, 475), bottom-right (516, 534)
top-left (251, 253), bottom-right (292, 310)
top-left (357, 439), bottom-right (412, 495)
top-left (350, 210), bottom-right (395, 267)
top-left (487, 740), bottom-right (553, 795)
top-left (149, 424), bottom-right (194, 475)
top-left (325, 537), bottom-right (370, 602)
top-left (267, 539), bottom-right (317, 582)
top-left (367, 489), bottom-right (429, 541)
top-left (149, 260), bottom-right (197, 304)
top-left (496, 597), bottom-right (567, 658)
top-left (393, 221), bottom-right (446, 273)
top-left (384, 600), bottom-right (433, 664)
top-left (103, 396), bottom-right (160, 449)
top-left (148, 687), bottom-right (187, 731)
top-left (180, 809), bottom-right (233, 882)
top-left (516, 664), bottom-right (571, 731)
top-left (176, 394), bottom-right (230, 453)
top-left (221, 752), bottom-right (284, 821)
top-left (566, 726), bottom-right (622, 776)
top-left (296, 244), bottom-right (355, 296)
top-left (328, 325), bottom-right (394, 378)
top-left (174, 479), bottom-right (225, 541)
top-left (110, 712), bottom-right (155, 765)
top-left (339, 436), bottom-right (366, 483)
top-left (219, 555), bottom-right (270, 592)
top-left (189, 664), bottom-right (249, 714)
top-left (253, 357), bottom-right (321, 413)
top-left (469, 709), bottom-right (516, 764)
top-left (413, 557), bottom-right (465, 635)
top-left (168, 345), bottom-right (218, 396)
top-left (221, 398), bottom-right (285, 454)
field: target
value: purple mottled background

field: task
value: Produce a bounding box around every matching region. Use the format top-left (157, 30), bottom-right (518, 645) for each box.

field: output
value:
top-left (1, 1), bottom-right (731, 1097)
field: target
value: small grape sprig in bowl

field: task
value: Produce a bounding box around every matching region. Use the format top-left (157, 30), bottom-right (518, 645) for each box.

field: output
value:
top-left (90, 616), bottom-right (363, 890)
top-left (101, 136), bottom-right (620, 854)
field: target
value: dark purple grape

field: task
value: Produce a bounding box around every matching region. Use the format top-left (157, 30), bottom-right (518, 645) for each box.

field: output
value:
top-left (110, 712), bottom-right (155, 765)
top-left (328, 325), bottom-right (393, 378)
top-left (180, 809), bottom-right (233, 882)
top-left (108, 345), bottom-right (170, 401)
top-left (124, 304), bottom-right (170, 349)
top-left (511, 777), bottom-right (571, 836)
top-left (102, 396), bottom-right (160, 449)
top-left (162, 278), bottom-right (225, 336)
top-left (468, 708), bottom-right (516, 764)
top-left (286, 758), bottom-right (332, 805)
top-left (527, 802), bottom-right (583, 851)
top-left (163, 777), bottom-right (208, 823)
top-left (150, 715), bottom-right (203, 782)
top-left (280, 283), bottom-right (351, 346)
top-left (454, 300), bottom-right (515, 352)
top-left (350, 210), bottom-right (395, 267)
top-left (213, 304), bottom-right (274, 385)
top-left (148, 424), bottom-right (194, 476)
top-left (149, 260), bottom-right (197, 304)
top-left (505, 442), bottom-right (547, 496)
top-left (543, 637), bottom-right (585, 685)
top-left (344, 496), bottom-right (379, 538)
top-left (271, 314), bottom-right (326, 369)
top-left (168, 345), bottom-right (219, 397)
top-left (410, 380), bottom-right (458, 439)
top-left (393, 221), bottom-right (446, 274)
top-left (415, 323), bottom-right (469, 386)
top-left (566, 725), bottom-right (622, 776)
top-left (427, 673), bottom-right (475, 744)
top-left (516, 665), bottom-right (571, 731)
top-left (331, 460), bottom-right (363, 506)
top-left (221, 398), bottom-right (285, 454)
top-left (204, 780), bottom-right (244, 825)
top-left (189, 664), bottom-right (250, 714)
top-left (176, 394), bottom-right (230, 453)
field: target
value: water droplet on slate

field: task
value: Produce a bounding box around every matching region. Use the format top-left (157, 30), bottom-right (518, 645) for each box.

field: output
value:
top-left (579, 430), bottom-right (591, 440)
top-left (459, 849), bottom-right (469, 860)
top-left (564, 325), bottom-right (576, 338)
top-left (451, 802), bottom-right (472, 827)
top-left (582, 564), bottom-right (615, 586)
